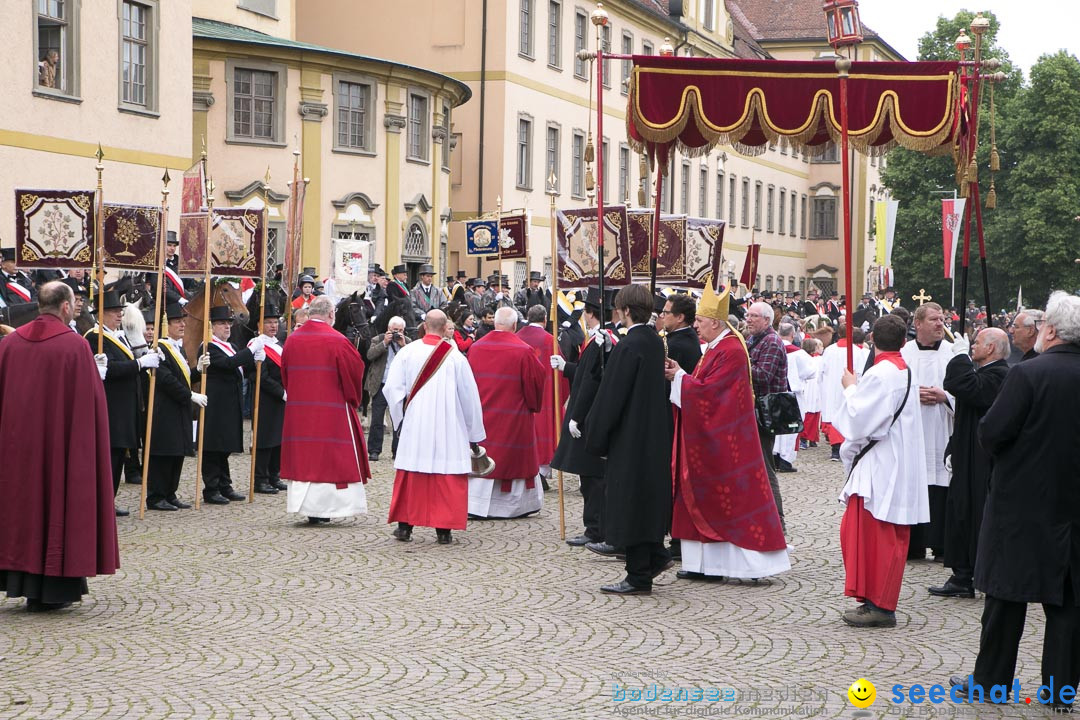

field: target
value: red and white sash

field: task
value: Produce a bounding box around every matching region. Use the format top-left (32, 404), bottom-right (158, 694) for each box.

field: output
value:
top-left (163, 267), bottom-right (186, 298)
top-left (248, 336), bottom-right (282, 367)
top-left (5, 280), bottom-right (31, 302)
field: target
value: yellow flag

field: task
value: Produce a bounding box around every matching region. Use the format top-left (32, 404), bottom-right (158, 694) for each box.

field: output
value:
top-left (875, 200), bottom-right (888, 266)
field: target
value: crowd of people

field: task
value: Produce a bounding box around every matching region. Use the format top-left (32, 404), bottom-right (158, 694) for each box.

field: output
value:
top-left (2, 248), bottom-right (1079, 710)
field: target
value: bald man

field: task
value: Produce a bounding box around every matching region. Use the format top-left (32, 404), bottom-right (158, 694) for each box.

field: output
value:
top-left (930, 328), bottom-right (1010, 599)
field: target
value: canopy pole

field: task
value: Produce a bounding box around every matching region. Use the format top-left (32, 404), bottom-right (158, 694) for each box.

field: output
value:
top-left (546, 173), bottom-right (565, 541)
top-left (194, 181), bottom-right (215, 510)
top-left (836, 58), bottom-right (854, 372)
top-left (595, 21), bottom-right (606, 333)
top-left (248, 170), bottom-right (271, 502)
top-left (649, 170), bottom-right (663, 296)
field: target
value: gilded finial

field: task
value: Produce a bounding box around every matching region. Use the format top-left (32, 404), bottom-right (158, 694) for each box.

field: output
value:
top-left (162, 168), bottom-right (171, 186)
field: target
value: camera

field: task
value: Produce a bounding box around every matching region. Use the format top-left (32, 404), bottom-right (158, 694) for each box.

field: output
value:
top-left (392, 331), bottom-right (402, 341)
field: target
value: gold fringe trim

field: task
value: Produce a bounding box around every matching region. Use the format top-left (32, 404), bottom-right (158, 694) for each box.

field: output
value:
top-left (986, 183), bottom-right (997, 209)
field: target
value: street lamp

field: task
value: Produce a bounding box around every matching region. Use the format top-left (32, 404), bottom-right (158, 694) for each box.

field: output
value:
top-left (822, 0), bottom-right (863, 51)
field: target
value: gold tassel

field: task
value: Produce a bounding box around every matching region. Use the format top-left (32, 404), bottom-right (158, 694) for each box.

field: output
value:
top-left (959, 182), bottom-right (970, 199)
top-left (990, 146), bottom-right (1000, 172)
top-left (584, 134), bottom-right (595, 164)
top-left (967, 158), bottom-right (978, 184)
top-left (585, 167), bottom-right (595, 194)
top-left (986, 182), bottom-right (997, 209)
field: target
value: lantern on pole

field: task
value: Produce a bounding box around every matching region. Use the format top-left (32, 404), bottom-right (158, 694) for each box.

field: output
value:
top-left (822, 0), bottom-right (863, 51)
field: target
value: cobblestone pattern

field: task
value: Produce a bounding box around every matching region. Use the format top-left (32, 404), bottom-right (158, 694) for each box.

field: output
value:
top-left (0, 435), bottom-right (1054, 719)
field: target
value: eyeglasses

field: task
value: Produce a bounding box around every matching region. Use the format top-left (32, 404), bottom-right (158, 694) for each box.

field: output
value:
top-left (657, 310), bottom-right (671, 315)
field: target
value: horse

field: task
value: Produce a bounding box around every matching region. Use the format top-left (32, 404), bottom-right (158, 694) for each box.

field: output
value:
top-left (182, 281), bottom-right (249, 368)
top-left (334, 291), bottom-right (376, 357)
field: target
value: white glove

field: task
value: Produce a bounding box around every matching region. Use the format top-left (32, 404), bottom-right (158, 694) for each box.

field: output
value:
top-left (550, 355), bottom-right (566, 371)
top-left (248, 335), bottom-right (267, 351)
top-left (138, 353), bottom-right (160, 369)
top-left (282, 390), bottom-right (287, 403)
top-left (191, 392), bottom-right (208, 408)
top-left (561, 321), bottom-right (571, 328)
top-left (156, 348), bottom-right (167, 362)
top-left (196, 353), bottom-right (210, 373)
top-left (568, 419), bottom-right (581, 439)
top-left (253, 346), bottom-right (266, 362)
top-left (178, 297), bottom-right (188, 306)
top-left (951, 335), bottom-right (970, 356)
top-left (495, 292), bottom-right (504, 301)
top-left (94, 353), bottom-right (108, 381)
top-left (944, 454), bottom-right (953, 473)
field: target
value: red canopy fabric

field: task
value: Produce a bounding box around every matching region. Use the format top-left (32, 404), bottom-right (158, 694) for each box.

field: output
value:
top-left (627, 56), bottom-right (962, 170)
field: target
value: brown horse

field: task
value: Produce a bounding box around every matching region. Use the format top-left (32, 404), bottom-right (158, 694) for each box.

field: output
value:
top-left (182, 282), bottom-right (249, 368)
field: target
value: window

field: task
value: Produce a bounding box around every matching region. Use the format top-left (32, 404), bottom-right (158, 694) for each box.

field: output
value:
top-left (740, 178), bottom-right (750, 228)
top-left (618, 145), bottom-right (630, 204)
top-left (754, 181), bottom-right (762, 231)
top-left (728, 176), bottom-right (736, 225)
top-left (642, 40), bottom-right (654, 56)
top-left (408, 92), bottom-right (430, 161)
top-left (545, 124), bottom-right (560, 192)
top-left (621, 32), bottom-right (633, 94)
top-left (800, 195), bottom-right (808, 238)
top-left (790, 191), bottom-right (797, 239)
top-left (516, 116), bottom-right (533, 189)
top-left (404, 220), bottom-right (428, 259)
top-left (571, 131), bottom-right (585, 198)
top-left (799, 277), bottom-right (806, 295)
top-left (601, 139), bottom-right (610, 201)
top-left (778, 189), bottom-right (786, 235)
top-left (812, 196), bottom-right (837, 238)
top-left (35, 0), bottom-right (79, 97)
top-left (662, 157), bottom-right (674, 212)
top-left (519, 0), bottom-right (534, 57)
top-left (698, 167), bottom-right (707, 217)
top-left (601, 25), bottom-right (612, 88)
top-left (573, 11), bottom-right (588, 79)
top-left (765, 275), bottom-right (773, 291)
top-left (715, 172), bottom-right (724, 220)
top-left (120, 1), bottom-right (153, 109)
top-left (641, 157), bottom-right (652, 208)
top-left (812, 141), bottom-right (839, 163)
top-left (789, 276), bottom-right (797, 291)
top-left (515, 261), bottom-right (527, 290)
top-left (238, 0), bottom-right (276, 16)
top-left (547, 0), bottom-right (561, 67)
top-left (703, 0), bottom-right (715, 31)
top-left (441, 103), bottom-right (451, 169)
top-left (335, 78), bottom-right (373, 152)
top-left (233, 67), bottom-right (277, 141)
top-left (680, 161), bottom-right (690, 214)
top-left (766, 185), bottom-right (774, 233)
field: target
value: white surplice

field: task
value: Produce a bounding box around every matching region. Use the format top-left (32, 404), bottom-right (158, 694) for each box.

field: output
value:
top-left (774, 343), bottom-right (817, 464)
top-left (467, 475), bottom-right (544, 518)
top-left (819, 342), bottom-right (871, 424)
top-left (834, 359), bottom-right (929, 526)
top-left (801, 354), bottom-right (823, 414)
top-left (900, 340), bottom-right (955, 487)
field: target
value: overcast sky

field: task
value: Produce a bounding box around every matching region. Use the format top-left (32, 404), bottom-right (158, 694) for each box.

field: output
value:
top-left (857, 1), bottom-right (1080, 77)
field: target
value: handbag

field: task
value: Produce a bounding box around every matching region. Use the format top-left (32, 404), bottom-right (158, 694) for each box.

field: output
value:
top-left (755, 391), bottom-right (804, 435)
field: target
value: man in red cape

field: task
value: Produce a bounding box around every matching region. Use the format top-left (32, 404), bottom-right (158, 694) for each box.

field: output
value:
top-left (467, 306), bottom-right (547, 518)
top-left (0, 281), bottom-right (119, 611)
top-left (516, 304), bottom-right (569, 490)
top-left (664, 280), bottom-right (789, 582)
top-left (280, 296), bottom-right (371, 523)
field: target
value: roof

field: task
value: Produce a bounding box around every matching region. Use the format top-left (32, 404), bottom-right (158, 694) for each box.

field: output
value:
top-left (731, 0), bottom-right (905, 60)
top-left (192, 17), bottom-right (472, 105)
top-left (725, 0), bottom-right (769, 59)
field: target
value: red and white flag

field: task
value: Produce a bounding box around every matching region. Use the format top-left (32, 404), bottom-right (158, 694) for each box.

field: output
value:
top-left (942, 198), bottom-right (966, 279)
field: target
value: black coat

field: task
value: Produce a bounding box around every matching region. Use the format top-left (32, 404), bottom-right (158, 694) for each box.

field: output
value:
top-left (85, 329), bottom-right (140, 449)
top-left (558, 323), bottom-right (585, 364)
top-left (551, 332), bottom-right (611, 478)
top-left (150, 343), bottom-right (196, 457)
top-left (585, 325), bottom-right (673, 547)
top-left (664, 326), bottom-right (701, 374)
top-left (941, 355), bottom-right (1009, 572)
top-left (975, 344), bottom-right (1080, 604)
top-left (253, 356), bottom-right (285, 449)
top-left (200, 340), bottom-right (255, 453)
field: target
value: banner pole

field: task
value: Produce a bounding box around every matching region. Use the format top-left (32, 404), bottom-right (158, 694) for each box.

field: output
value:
top-left (94, 144), bottom-right (106, 356)
top-left (546, 172), bottom-right (565, 540)
top-left (139, 169), bottom-right (171, 519)
top-left (650, 171), bottom-right (663, 296)
top-left (248, 170), bottom-right (271, 502)
top-left (285, 148), bottom-right (301, 334)
top-left (594, 9), bottom-right (607, 339)
top-left (194, 180), bottom-right (216, 510)
top-left (836, 58), bottom-right (854, 373)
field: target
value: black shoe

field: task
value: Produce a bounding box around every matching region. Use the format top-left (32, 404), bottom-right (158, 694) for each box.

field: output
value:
top-left (676, 570), bottom-right (727, 582)
top-left (254, 482), bottom-right (279, 494)
top-left (167, 497), bottom-right (191, 509)
top-left (540, 476), bottom-right (551, 492)
top-left (600, 580), bottom-right (651, 595)
top-left (949, 675), bottom-right (969, 694)
top-left (799, 439), bottom-right (808, 450)
top-left (392, 523), bottom-right (413, 542)
top-left (26, 599), bottom-right (74, 613)
top-left (306, 516), bottom-right (330, 525)
top-left (928, 580), bottom-right (975, 598)
top-left (585, 542), bottom-right (625, 558)
top-left (221, 488), bottom-right (245, 502)
top-left (270, 479), bottom-right (287, 491)
top-left (368, 453), bottom-right (379, 461)
top-left (204, 491), bottom-right (230, 505)
top-left (1039, 686), bottom-right (1075, 713)
top-left (436, 529), bottom-right (452, 545)
top-left (651, 560), bottom-right (675, 579)
top-left (147, 499), bottom-right (178, 511)
top-left (809, 441), bottom-right (818, 448)
top-left (830, 447), bottom-right (841, 461)
top-left (115, 506), bottom-right (130, 517)
top-left (565, 534), bottom-right (593, 547)
top-left (776, 462), bottom-right (796, 473)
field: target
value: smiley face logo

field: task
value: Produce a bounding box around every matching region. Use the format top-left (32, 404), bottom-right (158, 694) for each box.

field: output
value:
top-left (847, 678), bottom-right (876, 708)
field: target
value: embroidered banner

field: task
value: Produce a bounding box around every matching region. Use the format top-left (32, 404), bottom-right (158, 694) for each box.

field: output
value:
top-left (465, 220), bottom-right (498, 256)
top-left (685, 217), bottom-right (725, 289)
top-left (555, 205), bottom-right (631, 287)
top-left (497, 213), bottom-right (528, 260)
top-left (178, 209), bottom-right (265, 278)
top-left (14, 189), bottom-right (96, 269)
top-left (181, 162), bottom-right (207, 214)
top-left (330, 238), bottom-right (371, 297)
top-left (102, 203), bottom-right (162, 270)
top-left (627, 211), bottom-right (686, 283)
top-left (283, 181), bottom-right (307, 297)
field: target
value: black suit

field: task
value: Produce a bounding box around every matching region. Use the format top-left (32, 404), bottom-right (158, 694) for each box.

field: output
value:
top-left (146, 341), bottom-right (197, 505)
top-left (971, 344), bottom-right (1080, 693)
top-left (85, 327), bottom-right (140, 495)
top-left (1, 271), bottom-right (35, 305)
top-left (200, 339), bottom-right (255, 495)
top-left (252, 350), bottom-right (285, 488)
top-left (664, 326), bottom-right (701, 374)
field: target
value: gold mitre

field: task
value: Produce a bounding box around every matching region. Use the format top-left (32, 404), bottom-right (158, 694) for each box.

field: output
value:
top-left (697, 273), bottom-right (730, 321)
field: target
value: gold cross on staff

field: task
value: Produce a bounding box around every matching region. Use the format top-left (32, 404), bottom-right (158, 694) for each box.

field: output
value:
top-left (912, 288), bottom-right (933, 305)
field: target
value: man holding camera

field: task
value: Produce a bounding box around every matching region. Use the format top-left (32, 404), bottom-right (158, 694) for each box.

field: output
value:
top-left (366, 316), bottom-right (410, 462)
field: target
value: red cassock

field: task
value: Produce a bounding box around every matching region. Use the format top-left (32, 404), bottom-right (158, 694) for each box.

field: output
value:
top-left (467, 331), bottom-right (546, 481)
top-left (0, 315), bottom-right (119, 579)
top-left (516, 324), bottom-right (570, 465)
top-left (280, 319), bottom-right (371, 486)
top-left (671, 334), bottom-right (786, 551)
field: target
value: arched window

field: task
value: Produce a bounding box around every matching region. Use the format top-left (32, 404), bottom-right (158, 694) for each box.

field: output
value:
top-left (765, 275), bottom-right (773, 291)
top-left (403, 219), bottom-right (428, 260)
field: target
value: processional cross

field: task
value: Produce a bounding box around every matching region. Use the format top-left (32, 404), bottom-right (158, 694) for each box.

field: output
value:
top-left (912, 288), bottom-right (933, 306)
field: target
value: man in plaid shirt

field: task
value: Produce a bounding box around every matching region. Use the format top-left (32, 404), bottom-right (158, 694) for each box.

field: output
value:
top-left (745, 301), bottom-right (790, 532)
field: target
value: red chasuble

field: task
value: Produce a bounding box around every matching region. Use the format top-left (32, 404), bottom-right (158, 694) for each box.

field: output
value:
top-left (280, 319), bottom-right (371, 486)
top-left (0, 315), bottom-right (119, 578)
top-left (467, 330), bottom-right (547, 481)
top-left (516, 324), bottom-right (570, 465)
top-left (671, 333), bottom-right (786, 551)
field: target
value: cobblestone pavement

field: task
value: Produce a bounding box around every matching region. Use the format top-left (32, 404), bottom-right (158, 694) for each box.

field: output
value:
top-left (0, 434), bottom-right (1056, 720)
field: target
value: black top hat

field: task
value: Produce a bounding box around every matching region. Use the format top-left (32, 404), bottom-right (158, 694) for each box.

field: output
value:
top-left (166, 231), bottom-right (179, 245)
top-left (653, 293), bottom-right (668, 313)
top-left (528, 270), bottom-right (544, 282)
top-left (142, 309), bottom-right (156, 325)
top-left (830, 289), bottom-right (839, 296)
top-left (262, 304), bottom-right (282, 318)
top-left (468, 277), bottom-right (485, 288)
top-left (0, 248), bottom-right (14, 262)
top-left (457, 270), bottom-right (468, 279)
top-left (391, 264), bottom-right (407, 275)
top-left (101, 290), bottom-right (124, 310)
top-left (298, 274), bottom-right (315, 286)
top-left (418, 263), bottom-right (436, 275)
top-left (209, 306), bottom-right (233, 323)
top-left (583, 286), bottom-right (603, 310)
top-left (487, 274), bottom-right (499, 284)
top-left (60, 276), bottom-right (89, 297)
top-left (499, 275), bottom-right (511, 287)
top-left (165, 303), bottom-right (186, 321)
top-left (302, 266), bottom-right (317, 276)
top-left (603, 286), bottom-right (619, 310)
top-left (372, 266), bottom-right (387, 277)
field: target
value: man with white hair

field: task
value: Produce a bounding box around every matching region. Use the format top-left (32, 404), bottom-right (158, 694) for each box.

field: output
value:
top-left (280, 296), bottom-right (370, 524)
top-left (744, 301), bottom-right (789, 531)
top-left (950, 292), bottom-right (1080, 711)
top-left (366, 315), bottom-right (410, 462)
top-left (1007, 308), bottom-right (1042, 363)
top-left (466, 306), bottom-right (547, 518)
top-left (383, 309), bottom-right (486, 544)
top-left (773, 322), bottom-right (816, 473)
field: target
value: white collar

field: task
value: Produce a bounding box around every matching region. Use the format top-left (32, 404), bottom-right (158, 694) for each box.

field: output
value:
top-left (529, 322), bottom-right (545, 328)
top-left (705, 329), bottom-right (731, 350)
